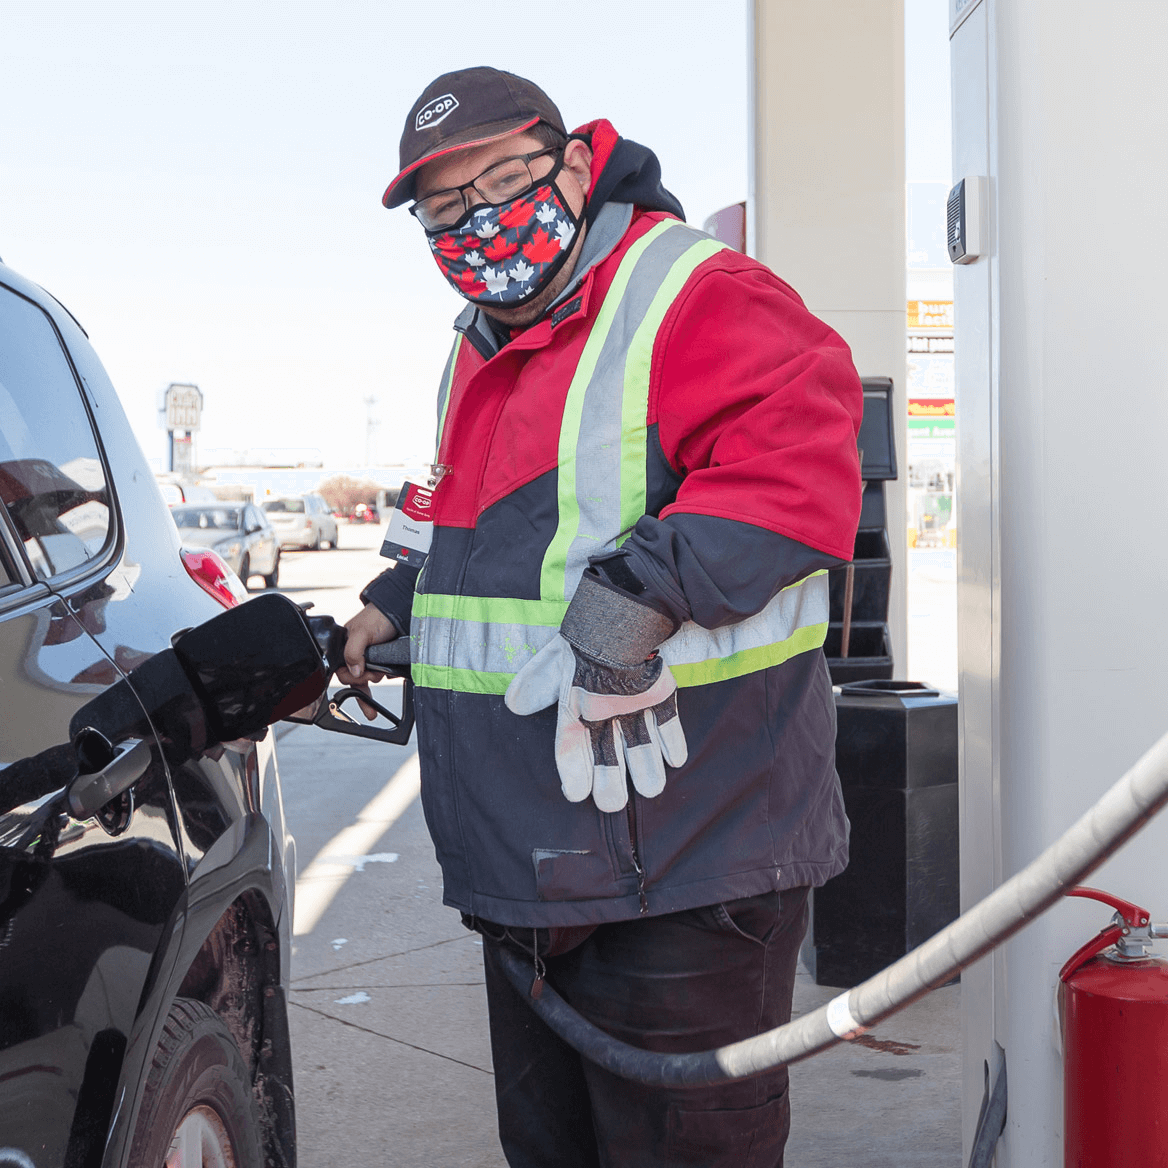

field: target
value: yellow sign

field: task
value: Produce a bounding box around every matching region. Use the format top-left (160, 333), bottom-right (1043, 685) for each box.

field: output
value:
top-left (907, 300), bottom-right (954, 330)
top-left (908, 399), bottom-right (956, 417)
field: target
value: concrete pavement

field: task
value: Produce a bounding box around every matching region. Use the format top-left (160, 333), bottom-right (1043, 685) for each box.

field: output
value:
top-left (272, 523), bottom-right (963, 1166)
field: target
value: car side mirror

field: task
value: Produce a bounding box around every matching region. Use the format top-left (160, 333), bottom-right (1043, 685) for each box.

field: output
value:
top-left (170, 592), bottom-right (328, 742)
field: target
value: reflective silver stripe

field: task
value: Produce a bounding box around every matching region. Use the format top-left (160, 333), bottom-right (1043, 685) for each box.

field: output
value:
top-left (542, 221), bottom-right (720, 601)
top-left (413, 615), bottom-right (558, 677)
top-left (411, 571), bottom-right (828, 692)
top-left (663, 573), bottom-right (829, 686)
top-left (661, 573), bottom-right (829, 667)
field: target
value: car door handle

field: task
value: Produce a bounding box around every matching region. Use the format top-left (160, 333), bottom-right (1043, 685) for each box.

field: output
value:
top-left (67, 737), bottom-right (152, 820)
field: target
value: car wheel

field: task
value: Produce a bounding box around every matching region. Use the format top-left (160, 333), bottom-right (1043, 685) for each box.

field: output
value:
top-left (311, 529), bottom-right (322, 551)
top-left (129, 998), bottom-right (263, 1168)
top-left (330, 527), bottom-right (339, 550)
top-left (263, 553), bottom-right (280, 590)
top-left (238, 553), bottom-right (251, 590)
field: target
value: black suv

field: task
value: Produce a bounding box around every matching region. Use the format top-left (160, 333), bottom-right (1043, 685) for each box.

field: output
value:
top-left (0, 258), bottom-right (299, 1166)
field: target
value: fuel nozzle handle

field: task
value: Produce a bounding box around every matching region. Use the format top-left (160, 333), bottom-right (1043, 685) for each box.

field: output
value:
top-left (365, 636), bottom-right (411, 676)
top-left (295, 613), bottom-right (415, 745)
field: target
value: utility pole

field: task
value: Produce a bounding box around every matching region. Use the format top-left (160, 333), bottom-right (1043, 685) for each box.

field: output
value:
top-left (363, 395), bottom-right (380, 467)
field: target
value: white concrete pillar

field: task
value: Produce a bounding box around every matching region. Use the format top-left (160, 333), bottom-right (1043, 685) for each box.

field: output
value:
top-left (749, 0), bottom-right (908, 674)
top-left (952, 0), bottom-right (1168, 1161)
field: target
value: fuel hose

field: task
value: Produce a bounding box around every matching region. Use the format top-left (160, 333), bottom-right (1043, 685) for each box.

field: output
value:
top-left (495, 725), bottom-right (1168, 1087)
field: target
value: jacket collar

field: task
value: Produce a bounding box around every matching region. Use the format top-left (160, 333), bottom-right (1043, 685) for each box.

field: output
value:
top-left (548, 201), bottom-right (633, 309)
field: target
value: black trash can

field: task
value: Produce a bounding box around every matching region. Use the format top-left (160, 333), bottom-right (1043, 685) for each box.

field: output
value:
top-left (809, 679), bottom-right (959, 987)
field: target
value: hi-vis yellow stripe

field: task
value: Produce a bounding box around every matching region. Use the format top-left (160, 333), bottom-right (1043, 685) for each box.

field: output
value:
top-left (668, 623), bottom-right (828, 687)
top-left (412, 593), bottom-right (567, 626)
top-left (409, 609), bottom-right (828, 692)
top-left (412, 665), bottom-right (514, 695)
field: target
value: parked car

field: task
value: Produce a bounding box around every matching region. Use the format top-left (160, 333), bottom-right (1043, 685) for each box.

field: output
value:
top-left (171, 501), bottom-right (281, 589)
top-left (262, 493), bottom-right (338, 551)
top-left (351, 502), bottom-right (380, 524)
top-left (155, 475), bottom-right (218, 507)
top-left (0, 256), bottom-right (298, 1166)
top-left (157, 478), bottom-right (184, 506)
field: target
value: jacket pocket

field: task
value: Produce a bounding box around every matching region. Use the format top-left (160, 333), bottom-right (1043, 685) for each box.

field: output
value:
top-left (533, 848), bottom-right (625, 901)
top-left (701, 889), bottom-right (786, 946)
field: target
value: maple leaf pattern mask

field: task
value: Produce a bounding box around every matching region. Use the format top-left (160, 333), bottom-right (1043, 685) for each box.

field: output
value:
top-left (425, 160), bottom-right (582, 307)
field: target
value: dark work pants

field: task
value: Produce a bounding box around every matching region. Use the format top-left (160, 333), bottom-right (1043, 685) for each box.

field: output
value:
top-left (479, 886), bottom-right (810, 1168)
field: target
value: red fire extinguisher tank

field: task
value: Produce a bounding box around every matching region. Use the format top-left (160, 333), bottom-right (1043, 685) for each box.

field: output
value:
top-left (1060, 887), bottom-right (1168, 1167)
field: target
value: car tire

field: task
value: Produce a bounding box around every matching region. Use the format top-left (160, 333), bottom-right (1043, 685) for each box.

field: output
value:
top-left (128, 998), bottom-right (264, 1168)
top-left (263, 553), bottom-right (280, 590)
top-left (238, 553), bottom-right (251, 590)
top-left (311, 529), bottom-right (322, 551)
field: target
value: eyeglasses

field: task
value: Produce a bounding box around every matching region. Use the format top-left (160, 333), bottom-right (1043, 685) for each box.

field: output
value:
top-left (409, 147), bottom-right (564, 232)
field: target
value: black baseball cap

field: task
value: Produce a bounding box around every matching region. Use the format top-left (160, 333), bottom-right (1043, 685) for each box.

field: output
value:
top-left (383, 67), bottom-right (566, 209)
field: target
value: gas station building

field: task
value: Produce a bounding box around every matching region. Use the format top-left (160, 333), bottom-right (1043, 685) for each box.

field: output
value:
top-left (748, 2), bottom-right (1168, 1163)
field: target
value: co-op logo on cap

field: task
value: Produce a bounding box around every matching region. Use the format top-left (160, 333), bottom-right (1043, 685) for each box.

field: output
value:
top-left (416, 93), bottom-right (459, 132)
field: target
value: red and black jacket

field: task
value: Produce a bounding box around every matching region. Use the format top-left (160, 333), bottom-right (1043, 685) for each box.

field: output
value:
top-left (364, 121), bottom-right (863, 926)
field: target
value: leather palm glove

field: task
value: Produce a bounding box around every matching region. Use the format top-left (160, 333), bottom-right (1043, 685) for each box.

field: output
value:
top-left (504, 570), bottom-right (687, 812)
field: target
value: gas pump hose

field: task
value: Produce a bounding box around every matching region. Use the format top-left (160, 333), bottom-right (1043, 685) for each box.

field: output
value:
top-left (496, 725), bottom-right (1168, 1086)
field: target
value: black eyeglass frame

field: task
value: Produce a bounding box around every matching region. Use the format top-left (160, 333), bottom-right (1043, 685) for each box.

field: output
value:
top-left (408, 146), bottom-right (566, 232)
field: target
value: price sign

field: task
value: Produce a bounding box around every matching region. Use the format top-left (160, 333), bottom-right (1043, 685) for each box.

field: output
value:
top-left (164, 383), bottom-right (203, 432)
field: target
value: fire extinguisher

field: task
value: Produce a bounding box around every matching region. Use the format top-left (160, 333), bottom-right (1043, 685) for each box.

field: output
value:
top-left (1060, 886), bottom-right (1168, 1167)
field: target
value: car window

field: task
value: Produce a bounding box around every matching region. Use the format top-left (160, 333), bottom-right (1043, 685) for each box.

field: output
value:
top-left (0, 285), bottom-right (114, 580)
top-left (244, 505), bottom-right (263, 530)
top-left (263, 498), bottom-right (304, 514)
top-left (171, 506), bottom-right (241, 530)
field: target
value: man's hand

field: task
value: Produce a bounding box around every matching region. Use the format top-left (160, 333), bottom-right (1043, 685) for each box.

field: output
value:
top-left (338, 604), bottom-right (399, 720)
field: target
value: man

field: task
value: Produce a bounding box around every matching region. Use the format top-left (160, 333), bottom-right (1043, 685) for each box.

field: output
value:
top-left (341, 66), bottom-right (863, 1167)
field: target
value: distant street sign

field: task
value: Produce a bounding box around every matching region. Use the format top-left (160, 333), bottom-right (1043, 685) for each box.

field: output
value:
top-left (164, 383), bottom-right (203, 432)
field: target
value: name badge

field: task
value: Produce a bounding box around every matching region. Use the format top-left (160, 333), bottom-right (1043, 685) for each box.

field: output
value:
top-left (380, 482), bottom-right (434, 567)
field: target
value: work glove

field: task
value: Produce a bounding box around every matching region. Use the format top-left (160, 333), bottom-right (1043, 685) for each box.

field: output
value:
top-left (504, 571), bottom-right (687, 812)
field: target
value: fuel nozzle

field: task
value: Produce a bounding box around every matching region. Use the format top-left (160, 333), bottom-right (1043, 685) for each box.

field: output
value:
top-left (303, 612), bottom-right (411, 679)
top-left (289, 613), bottom-right (414, 745)
top-left (304, 612), bottom-right (350, 676)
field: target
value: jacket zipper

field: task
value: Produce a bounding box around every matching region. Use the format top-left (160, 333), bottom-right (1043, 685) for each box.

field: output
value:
top-left (625, 790), bottom-right (648, 915)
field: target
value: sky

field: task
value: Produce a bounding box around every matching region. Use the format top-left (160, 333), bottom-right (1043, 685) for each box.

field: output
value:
top-left (1, 1), bottom-right (950, 472)
top-left (906, 0), bottom-right (952, 183)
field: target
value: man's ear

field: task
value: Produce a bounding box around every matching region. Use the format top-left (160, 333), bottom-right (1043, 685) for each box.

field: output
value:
top-left (563, 138), bottom-right (594, 196)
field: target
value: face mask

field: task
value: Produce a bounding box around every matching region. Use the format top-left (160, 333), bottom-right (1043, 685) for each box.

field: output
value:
top-left (426, 164), bottom-right (581, 307)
